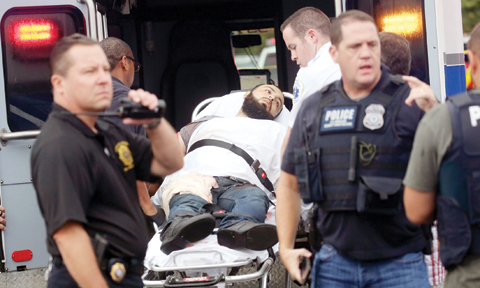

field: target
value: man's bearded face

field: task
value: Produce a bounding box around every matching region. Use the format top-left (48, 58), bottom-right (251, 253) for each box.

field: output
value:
top-left (241, 91), bottom-right (275, 120)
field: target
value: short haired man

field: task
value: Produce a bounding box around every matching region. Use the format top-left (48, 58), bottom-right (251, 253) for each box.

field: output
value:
top-left (280, 6), bottom-right (341, 133)
top-left (277, 10), bottom-right (429, 287)
top-left (100, 37), bottom-right (143, 135)
top-left (280, 6), bottom-right (342, 226)
top-left (152, 84), bottom-right (285, 255)
top-left (379, 31), bottom-right (412, 76)
top-left (404, 25), bottom-right (480, 288)
top-left (99, 37), bottom-right (165, 228)
top-left (31, 34), bottom-right (183, 287)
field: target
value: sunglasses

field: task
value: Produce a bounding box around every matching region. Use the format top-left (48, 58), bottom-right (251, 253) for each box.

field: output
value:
top-left (124, 55), bottom-right (141, 72)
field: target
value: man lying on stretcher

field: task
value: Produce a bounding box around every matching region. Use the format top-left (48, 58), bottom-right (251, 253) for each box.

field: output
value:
top-left (151, 84), bottom-right (286, 255)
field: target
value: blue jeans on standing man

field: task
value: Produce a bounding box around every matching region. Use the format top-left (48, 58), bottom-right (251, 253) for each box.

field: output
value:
top-left (311, 243), bottom-right (430, 288)
top-left (168, 176), bottom-right (270, 229)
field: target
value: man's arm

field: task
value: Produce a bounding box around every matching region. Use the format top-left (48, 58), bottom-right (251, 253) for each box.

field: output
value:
top-left (404, 186), bottom-right (436, 224)
top-left (123, 89), bottom-right (184, 177)
top-left (280, 128), bottom-right (292, 156)
top-left (146, 120), bottom-right (184, 176)
top-left (276, 171), bottom-right (312, 282)
top-left (53, 221), bottom-right (108, 288)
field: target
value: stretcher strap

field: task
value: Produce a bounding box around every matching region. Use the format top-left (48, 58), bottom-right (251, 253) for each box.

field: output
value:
top-left (188, 139), bottom-right (275, 193)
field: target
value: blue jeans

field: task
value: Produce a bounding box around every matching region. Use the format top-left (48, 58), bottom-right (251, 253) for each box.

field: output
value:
top-left (311, 243), bottom-right (430, 288)
top-left (168, 176), bottom-right (270, 229)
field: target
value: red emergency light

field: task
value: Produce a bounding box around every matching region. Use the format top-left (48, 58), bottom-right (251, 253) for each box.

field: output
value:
top-left (8, 18), bottom-right (59, 60)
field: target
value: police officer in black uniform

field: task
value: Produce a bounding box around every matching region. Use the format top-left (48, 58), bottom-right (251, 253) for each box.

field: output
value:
top-left (31, 34), bottom-right (183, 288)
top-left (404, 25), bottom-right (480, 288)
top-left (277, 11), bottom-right (430, 287)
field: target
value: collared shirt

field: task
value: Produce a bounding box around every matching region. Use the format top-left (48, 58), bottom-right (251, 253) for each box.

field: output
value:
top-left (290, 42), bottom-right (341, 127)
top-left (32, 103), bottom-right (156, 258)
top-left (105, 77), bottom-right (146, 137)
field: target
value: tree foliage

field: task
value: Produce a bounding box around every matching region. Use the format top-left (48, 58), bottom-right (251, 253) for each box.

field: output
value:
top-left (463, 0), bottom-right (480, 33)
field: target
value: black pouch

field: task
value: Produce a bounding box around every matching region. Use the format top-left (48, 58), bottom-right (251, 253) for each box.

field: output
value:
top-left (294, 147), bottom-right (322, 202)
top-left (356, 176), bottom-right (402, 215)
top-left (468, 171), bottom-right (480, 225)
top-left (437, 195), bottom-right (471, 269)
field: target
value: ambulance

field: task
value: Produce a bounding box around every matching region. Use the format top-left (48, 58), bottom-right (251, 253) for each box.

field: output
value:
top-left (0, 0), bottom-right (464, 286)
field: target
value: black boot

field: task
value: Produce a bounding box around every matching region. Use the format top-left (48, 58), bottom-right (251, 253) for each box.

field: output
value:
top-left (217, 221), bottom-right (278, 251)
top-left (160, 212), bottom-right (216, 255)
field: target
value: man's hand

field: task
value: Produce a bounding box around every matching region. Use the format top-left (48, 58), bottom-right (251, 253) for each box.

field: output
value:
top-left (279, 248), bottom-right (312, 283)
top-left (0, 205), bottom-right (6, 231)
top-left (403, 75), bottom-right (439, 113)
top-left (123, 89), bottom-right (162, 126)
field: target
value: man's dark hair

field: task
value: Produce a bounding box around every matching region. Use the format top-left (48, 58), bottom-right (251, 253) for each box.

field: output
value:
top-left (330, 10), bottom-right (377, 47)
top-left (242, 91), bottom-right (275, 120)
top-left (99, 37), bottom-right (133, 71)
top-left (280, 7), bottom-right (331, 40)
top-left (379, 32), bottom-right (411, 75)
top-left (49, 33), bottom-right (98, 77)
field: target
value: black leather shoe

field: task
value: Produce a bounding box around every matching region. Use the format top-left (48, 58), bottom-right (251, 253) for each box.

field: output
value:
top-left (217, 221), bottom-right (278, 250)
top-left (160, 213), bottom-right (216, 255)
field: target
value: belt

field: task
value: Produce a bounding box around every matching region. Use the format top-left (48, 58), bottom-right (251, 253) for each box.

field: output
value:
top-left (52, 256), bottom-right (144, 276)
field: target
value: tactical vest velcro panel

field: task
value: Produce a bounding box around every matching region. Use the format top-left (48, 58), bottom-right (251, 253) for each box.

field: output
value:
top-left (294, 77), bottom-right (410, 215)
top-left (438, 92), bottom-right (480, 267)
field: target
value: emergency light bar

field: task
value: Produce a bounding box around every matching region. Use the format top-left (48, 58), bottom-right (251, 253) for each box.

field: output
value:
top-left (13, 20), bottom-right (57, 43)
top-left (379, 9), bottom-right (422, 38)
top-left (8, 18), bottom-right (59, 59)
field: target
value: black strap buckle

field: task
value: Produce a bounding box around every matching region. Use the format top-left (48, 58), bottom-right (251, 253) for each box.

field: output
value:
top-left (251, 159), bottom-right (261, 171)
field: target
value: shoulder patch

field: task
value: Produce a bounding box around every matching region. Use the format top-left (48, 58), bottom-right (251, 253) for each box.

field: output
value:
top-left (390, 74), bottom-right (405, 85)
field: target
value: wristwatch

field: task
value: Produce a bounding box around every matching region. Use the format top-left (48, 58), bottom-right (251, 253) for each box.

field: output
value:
top-left (143, 119), bottom-right (161, 129)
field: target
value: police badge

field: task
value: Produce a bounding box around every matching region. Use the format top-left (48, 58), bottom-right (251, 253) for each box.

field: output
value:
top-left (115, 141), bottom-right (134, 172)
top-left (363, 104), bottom-right (385, 130)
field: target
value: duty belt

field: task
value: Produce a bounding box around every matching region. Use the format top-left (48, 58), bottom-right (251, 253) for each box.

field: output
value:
top-left (188, 139), bottom-right (275, 193)
top-left (52, 255), bottom-right (144, 281)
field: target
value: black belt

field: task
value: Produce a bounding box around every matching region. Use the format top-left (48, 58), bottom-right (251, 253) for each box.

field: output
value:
top-left (188, 139), bottom-right (275, 193)
top-left (52, 256), bottom-right (144, 276)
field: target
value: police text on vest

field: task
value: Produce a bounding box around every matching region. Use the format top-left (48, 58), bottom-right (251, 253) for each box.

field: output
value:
top-left (469, 106), bottom-right (480, 127)
top-left (321, 106), bottom-right (357, 131)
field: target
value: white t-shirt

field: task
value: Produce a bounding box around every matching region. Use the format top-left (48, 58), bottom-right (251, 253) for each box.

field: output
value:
top-left (289, 42), bottom-right (341, 127)
top-left (152, 117), bottom-right (287, 205)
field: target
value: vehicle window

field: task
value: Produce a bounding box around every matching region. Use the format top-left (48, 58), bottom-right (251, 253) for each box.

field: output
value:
top-left (232, 28), bottom-right (277, 88)
top-left (1, 6), bottom-right (85, 131)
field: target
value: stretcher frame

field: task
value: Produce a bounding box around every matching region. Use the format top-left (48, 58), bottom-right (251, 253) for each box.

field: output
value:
top-left (142, 248), bottom-right (274, 287)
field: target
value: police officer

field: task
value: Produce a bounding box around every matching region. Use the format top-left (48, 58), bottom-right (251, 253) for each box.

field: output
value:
top-left (277, 10), bottom-right (430, 287)
top-left (404, 25), bottom-right (480, 288)
top-left (31, 34), bottom-right (183, 287)
top-left (100, 37), bottom-right (165, 228)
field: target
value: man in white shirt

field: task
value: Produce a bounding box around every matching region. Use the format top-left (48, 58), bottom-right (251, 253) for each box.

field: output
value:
top-left (281, 7), bottom-right (341, 131)
top-left (154, 84), bottom-right (287, 255)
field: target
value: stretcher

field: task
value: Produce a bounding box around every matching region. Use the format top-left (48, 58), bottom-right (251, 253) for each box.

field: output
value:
top-left (142, 208), bottom-right (279, 288)
top-left (142, 92), bottom-right (294, 288)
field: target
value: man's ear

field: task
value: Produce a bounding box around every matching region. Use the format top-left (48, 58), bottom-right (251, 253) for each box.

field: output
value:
top-left (120, 56), bottom-right (128, 70)
top-left (243, 91), bottom-right (249, 99)
top-left (329, 45), bottom-right (339, 64)
top-left (305, 29), bottom-right (318, 44)
top-left (51, 74), bottom-right (64, 95)
top-left (470, 49), bottom-right (479, 87)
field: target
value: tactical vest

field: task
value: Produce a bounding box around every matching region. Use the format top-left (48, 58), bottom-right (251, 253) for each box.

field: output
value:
top-left (294, 75), bottom-right (410, 215)
top-left (437, 91), bottom-right (480, 268)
